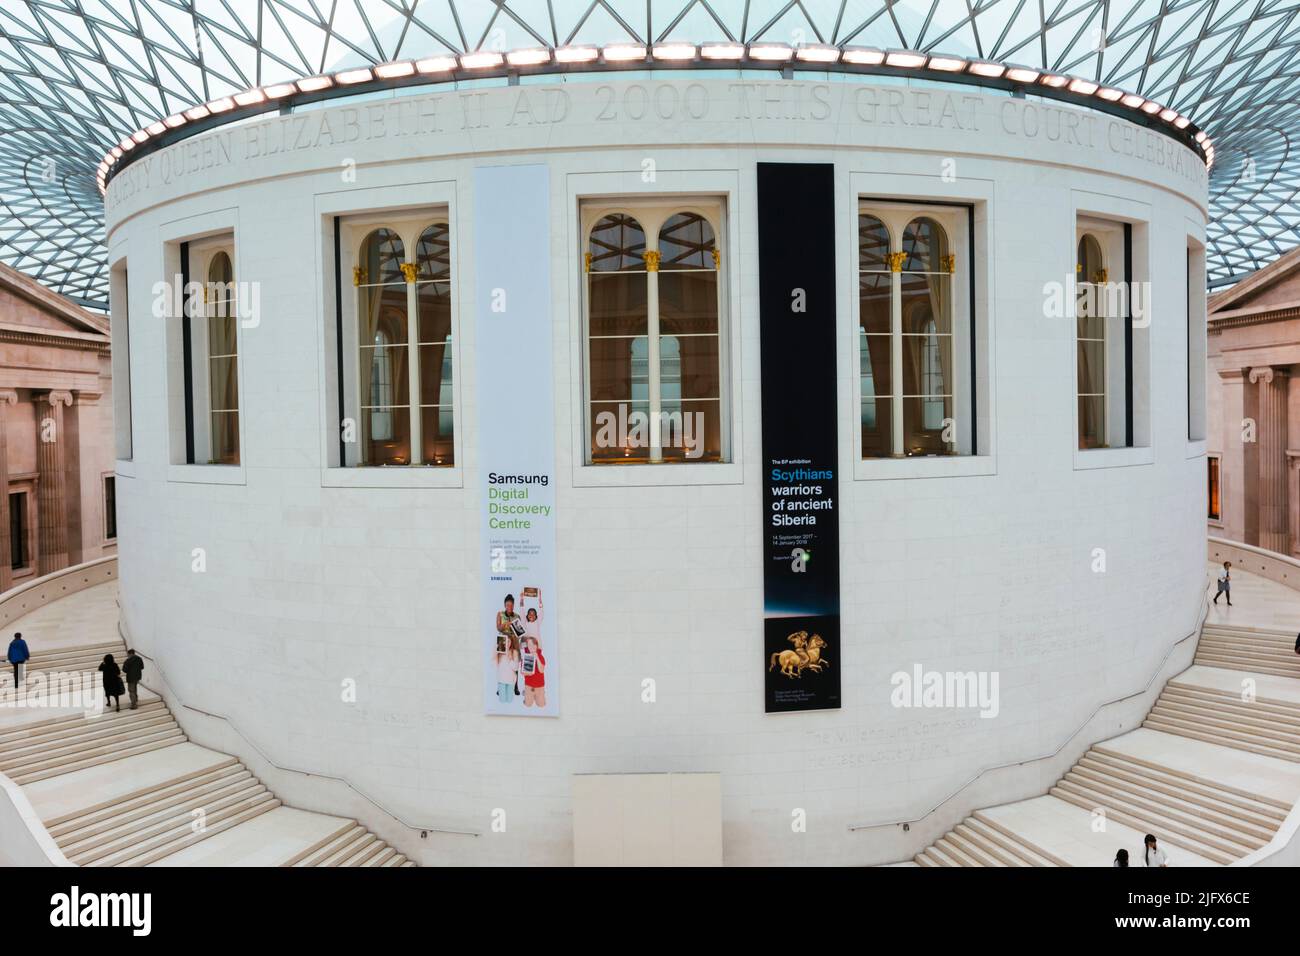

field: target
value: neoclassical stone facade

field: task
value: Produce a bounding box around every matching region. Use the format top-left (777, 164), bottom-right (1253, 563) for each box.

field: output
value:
top-left (0, 262), bottom-right (116, 590)
top-left (1208, 245), bottom-right (1300, 553)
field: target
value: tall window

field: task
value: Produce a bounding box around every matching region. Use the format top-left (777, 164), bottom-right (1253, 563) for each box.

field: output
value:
top-left (9, 492), bottom-right (27, 571)
top-left (1187, 241), bottom-right (1208, 441)
top-left (355, 222), bottom-right (454, 466)
top-left (207, 251), bottom-right (239, 464)
top-left (858, 206), bottom-right (963, 458)
top-left (104, 476), bottom-right (117, 541)
top-left (584, 205), bottom-right (724, 464)
top-left (110, 263), bottom-right (132, 461)
top-left (1076, 233), bottom-right (1107, 449)
top-left (1207, 457), bottom-right (1221, 521)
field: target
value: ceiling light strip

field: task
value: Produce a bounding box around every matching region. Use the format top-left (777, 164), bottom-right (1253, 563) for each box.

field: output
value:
top-left (97, 44), bottom-right (1212, 193)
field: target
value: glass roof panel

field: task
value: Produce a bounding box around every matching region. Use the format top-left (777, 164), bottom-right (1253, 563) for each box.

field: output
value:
top-left (2, 0), bottom-right (1298, 305)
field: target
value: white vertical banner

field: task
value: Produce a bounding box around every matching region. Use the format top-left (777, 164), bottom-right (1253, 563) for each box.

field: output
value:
top-left (475, 164), bottom-right (558, 717)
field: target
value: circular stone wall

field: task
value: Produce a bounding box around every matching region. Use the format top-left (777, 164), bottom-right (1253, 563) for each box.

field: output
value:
top-left (106, 77), bottom-right (1208, 865)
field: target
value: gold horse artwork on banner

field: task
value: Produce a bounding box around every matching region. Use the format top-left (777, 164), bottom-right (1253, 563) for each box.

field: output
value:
top-left (768, 630), bottom-right (830, 678)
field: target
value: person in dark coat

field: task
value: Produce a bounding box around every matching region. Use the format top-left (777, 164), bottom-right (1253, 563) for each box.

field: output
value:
top-left (122, 649), bottom-right (144, 710)
top-left (6, 632), bottom-right (29, 688)
top-left (98, 653), bottom-right (125, 712)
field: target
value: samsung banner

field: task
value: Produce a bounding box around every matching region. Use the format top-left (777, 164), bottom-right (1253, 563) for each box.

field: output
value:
top-left (757, 163), bottom-right (842, 714)
top-left (475, 164), bottom-right (558, 717)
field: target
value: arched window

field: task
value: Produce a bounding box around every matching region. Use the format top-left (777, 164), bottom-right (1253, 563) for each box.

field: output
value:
top-left (858, 214), bottom-right (891, 457)
top-left (585, 207), bottom-right (724, 464)
top-left (352, 221), bottom-right (455, 467)
top-left (859, 210), bottom-right (956, 458)
top-left (657, 213), bottom-right (720, 462)
top-left (415, 223), bottom-right (454, 465)
top-left (207, 251), bottom-right (239, 464)
top-left (1076, 233), bottom-right (1106, 448)
top-left (357, 229), bottom-right (412, 465)
top-left (901, 217), bottom-right (952, 454)
top-left (587, 214), bottom-right (649, 463)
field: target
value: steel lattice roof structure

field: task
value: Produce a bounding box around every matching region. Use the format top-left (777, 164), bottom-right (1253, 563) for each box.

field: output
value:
top-left (1, 0), bottom-right (1297, 309)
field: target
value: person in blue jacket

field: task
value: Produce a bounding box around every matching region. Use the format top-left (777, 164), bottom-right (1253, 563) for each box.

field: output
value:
top-left (7, 632), bottom-right (29, 687)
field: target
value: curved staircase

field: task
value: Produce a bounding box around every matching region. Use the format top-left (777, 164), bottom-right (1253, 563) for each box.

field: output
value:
top-left (0, 584), bottom-right (417, 867)
top-left (911, 576), bottom-right (1300, 867)
top-left (1194, 624), bottom-right (1300, 679)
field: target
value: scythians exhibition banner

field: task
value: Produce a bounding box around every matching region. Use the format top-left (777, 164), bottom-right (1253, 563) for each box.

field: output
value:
top-left (475, 164), bottom-right (558, 717)
top-left (757, 163), bottom-right (843, 714)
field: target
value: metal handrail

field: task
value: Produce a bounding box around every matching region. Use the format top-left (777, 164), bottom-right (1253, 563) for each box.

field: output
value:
top-left (847, 589), bottom-right (1211, 832)
top-left (118, 620), bottom-right (478, 838)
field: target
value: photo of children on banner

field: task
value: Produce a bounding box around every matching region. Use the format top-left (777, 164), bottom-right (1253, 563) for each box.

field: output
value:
top-left (494, 588), bottom-right (545, 707)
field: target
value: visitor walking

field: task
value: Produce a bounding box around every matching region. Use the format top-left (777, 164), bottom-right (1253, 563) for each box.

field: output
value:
top-left (1142, 834), bottom-right (1168, 867)
top-left (98, 653), bottom-right (125, 712)
top-left (1113, 849), bottom-right (1129, 867)
top-left (6, 632), bottom-right (29, 688)
top-left (122, 648), bottom-right (144, 710)
top-left (1213, 561), bottom-right (1232, 606)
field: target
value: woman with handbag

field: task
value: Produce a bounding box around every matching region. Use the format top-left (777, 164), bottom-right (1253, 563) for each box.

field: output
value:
top-left (98, 653), bottom-right (125, 712)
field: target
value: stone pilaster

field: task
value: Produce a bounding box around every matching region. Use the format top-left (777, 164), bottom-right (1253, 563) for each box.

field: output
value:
top-left (1250, 366), bottom-right (1290, 554)
top-left (0, 390), bottom-right (16, 592)
top-left (1219, 369), bottom-right (1250, 544)
top-left (1288, 451), bottom-right (1300, 557)
top-left (35, 390), bottom-right (73, 575)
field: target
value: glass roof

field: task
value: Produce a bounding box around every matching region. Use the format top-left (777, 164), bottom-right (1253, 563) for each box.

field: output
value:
top-left (1, 0), bottom-right (1297, 307)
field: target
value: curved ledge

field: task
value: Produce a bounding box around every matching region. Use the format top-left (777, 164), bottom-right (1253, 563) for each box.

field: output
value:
top-left (0, 556), bottom-right (117, 630)
top-left (1208, 535), bottom-right (1300, 597)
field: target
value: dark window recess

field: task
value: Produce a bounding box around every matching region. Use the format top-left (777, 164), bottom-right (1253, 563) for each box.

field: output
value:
top-left (1208, 458), bottom-right (1221, 521)
top-left (9, 493), bottom-right (26, 569)
top-left (104, 477), bottom-right (117, 540)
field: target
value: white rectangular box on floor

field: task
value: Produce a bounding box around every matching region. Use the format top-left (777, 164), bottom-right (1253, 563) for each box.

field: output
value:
top-left (573, 773), bottom-right (722, 866)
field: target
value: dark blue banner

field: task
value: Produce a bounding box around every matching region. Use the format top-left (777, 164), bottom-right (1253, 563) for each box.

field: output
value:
top-left (757, 162), bottom-right (842, 714)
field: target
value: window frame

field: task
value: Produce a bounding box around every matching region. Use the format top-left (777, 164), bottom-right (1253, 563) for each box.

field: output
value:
top-left (337, 209), bottom-right (460, 471)
top-left (200, 245), bottom-right (240, 465)
top-left (578, 196), bottom-right (731, 468)
top-left (1071, 193), bottom-right (1154, 472)
top-left (160, 212), bottom-right (246, 485)
top-left (1186, 232), bottom-right (1208, 446)
top-left (183, 236), bottom-right (241, 466)
top-left (1207, 454), bottom-right (1222, 524)
top-left (854, 198), bottom-right (975, 462)
top-left (109, 255), bottom-right (132, 463)
top-left (1075, 228), bottom-right (1111, 450)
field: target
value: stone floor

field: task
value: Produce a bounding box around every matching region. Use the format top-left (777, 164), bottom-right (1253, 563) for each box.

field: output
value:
top-left (4, 580), bottom-right (121, 654)
top-left (1206, 561), bottom-right (1300, 632)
